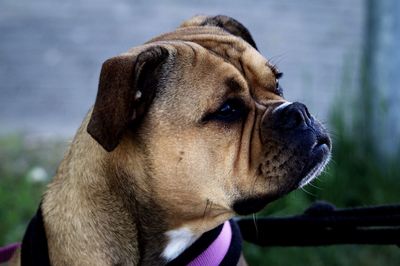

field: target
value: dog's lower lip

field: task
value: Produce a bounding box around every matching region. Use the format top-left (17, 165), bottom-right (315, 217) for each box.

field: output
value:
top-left (298, 142), bottom-right (330, 187)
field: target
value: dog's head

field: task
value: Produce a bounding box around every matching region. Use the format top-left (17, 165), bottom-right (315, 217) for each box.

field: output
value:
top-left (87, 15), bottom-right (331, 235)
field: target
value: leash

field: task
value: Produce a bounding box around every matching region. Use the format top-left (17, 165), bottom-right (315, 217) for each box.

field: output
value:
top-left (238, 201), bottom-right (400, 247)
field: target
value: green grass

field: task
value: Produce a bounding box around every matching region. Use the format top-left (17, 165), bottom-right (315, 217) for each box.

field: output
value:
top-left (0, 135), bottom-right (66, 245)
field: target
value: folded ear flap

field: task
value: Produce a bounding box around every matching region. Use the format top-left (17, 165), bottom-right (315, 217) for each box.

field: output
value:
top-left (87, 46), bottom-right (170, 152)
top-left (181, 15), bottom-right (258, 50)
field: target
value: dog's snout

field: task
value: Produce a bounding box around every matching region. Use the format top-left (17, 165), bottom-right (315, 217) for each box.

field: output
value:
top-left (260, 100), bottom-right (331, 192)
top-left (276, 102), bottom-right (312, 130)
top-left (261, 101), bottom-right (331, 152)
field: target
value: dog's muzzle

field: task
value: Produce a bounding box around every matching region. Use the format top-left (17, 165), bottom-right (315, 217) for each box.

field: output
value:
top-left (262, 102), bottom-right (332, 187)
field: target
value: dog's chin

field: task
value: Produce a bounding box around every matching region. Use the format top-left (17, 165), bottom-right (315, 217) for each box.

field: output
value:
top-left (232, 194), bottom-right (280, 216)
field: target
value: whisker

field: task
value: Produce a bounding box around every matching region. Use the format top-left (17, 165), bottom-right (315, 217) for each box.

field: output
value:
top-left (252, 213), bottom-right (259, 238)
top-left (202, 199), bottom-right (210, 220)
top-left (308, 182), bottom-right (322, 190)
top-left (268, 53), bottom-right (288, 66)
top-left (329, 158), bottom-right (337, 166)
top-left (300, 186), bottom-right (316, 197)
top-left (251, 172), bottom-right (259, 195)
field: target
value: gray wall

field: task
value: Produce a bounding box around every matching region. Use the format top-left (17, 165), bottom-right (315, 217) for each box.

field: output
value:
top-left (0, 0), bottom-right (363, 137)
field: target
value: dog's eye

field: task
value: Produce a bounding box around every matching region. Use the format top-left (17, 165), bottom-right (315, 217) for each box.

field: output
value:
top-left (275, 79), bottom-right (284, 97)
top-left (213, 99), bottom-right (246, 123)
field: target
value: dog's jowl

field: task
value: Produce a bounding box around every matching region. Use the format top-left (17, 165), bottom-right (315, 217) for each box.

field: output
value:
top-left (12, 15), bottom-right (331, 266)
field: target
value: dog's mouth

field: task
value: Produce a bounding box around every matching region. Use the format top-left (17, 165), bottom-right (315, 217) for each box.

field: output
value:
top-left (232, 142), bottom-right (331, 216)
top-left (232, 141), bottom-right (331, 216)
top-left (298, 135), bottom-right (331, 188)
top-left (259, 101), bottom-right (332, 187)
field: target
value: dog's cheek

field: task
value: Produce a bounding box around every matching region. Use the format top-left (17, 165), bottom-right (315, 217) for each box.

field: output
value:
top-left (156, 135), bottom-right (239, 219)
top-left (259, 142), bottom-right (306, 191)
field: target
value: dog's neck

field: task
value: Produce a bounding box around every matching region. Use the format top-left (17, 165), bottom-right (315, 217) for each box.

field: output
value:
top-left (41, 122), bottom-right (171, 265)
top-left (105, 163), bottom-right (170, 265)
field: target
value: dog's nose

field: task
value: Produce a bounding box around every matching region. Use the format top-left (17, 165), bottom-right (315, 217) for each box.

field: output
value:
top-left (275, 102), bottom-right (313, 130)
top-left (261, 101), bottom-right (331, 150)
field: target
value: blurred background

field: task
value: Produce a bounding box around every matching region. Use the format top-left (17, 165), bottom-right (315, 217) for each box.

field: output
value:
top-left (0, 0), bottom-right (399, 265)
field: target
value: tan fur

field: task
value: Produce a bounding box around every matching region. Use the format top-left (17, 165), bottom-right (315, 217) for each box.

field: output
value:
top-left (12, 15), bottom-right (330, 265)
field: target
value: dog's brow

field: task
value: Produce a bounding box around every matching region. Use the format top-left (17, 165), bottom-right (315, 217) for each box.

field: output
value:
top-left (265, 62), bottom-right (283, 79)
top-left (225, 77), bottom-right (245, 94)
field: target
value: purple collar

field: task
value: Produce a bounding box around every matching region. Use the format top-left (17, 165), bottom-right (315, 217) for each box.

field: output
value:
top-left (0, 243), bottom-right (20, 263)
top-left (188, 221), bottom-right (232, 266)
top-left (167, 219), bottom-right (242, 266)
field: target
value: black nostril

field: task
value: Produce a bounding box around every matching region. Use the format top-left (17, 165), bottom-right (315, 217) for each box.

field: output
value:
top-left (293, 109), bottom-right (305, 127)
top-left (279, 102), bottom-right (312, 130)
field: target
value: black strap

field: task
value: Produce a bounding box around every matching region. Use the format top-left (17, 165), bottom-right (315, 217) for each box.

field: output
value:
top-left (238, 201), bottom-right (400, 247)
top-left (21, 205), bottom-right (51, 266)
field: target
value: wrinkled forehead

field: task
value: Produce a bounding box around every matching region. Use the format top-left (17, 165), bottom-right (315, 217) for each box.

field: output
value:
top-left (150, 26), bottom-right (280, 102)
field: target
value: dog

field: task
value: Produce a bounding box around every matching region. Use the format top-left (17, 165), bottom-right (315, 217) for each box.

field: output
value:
top-left (10, 15), bottom-right (331, 265)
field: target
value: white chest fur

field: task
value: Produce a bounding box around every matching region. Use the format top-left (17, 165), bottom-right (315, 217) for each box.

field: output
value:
top-left (162, 227), bottom-right (199, 262)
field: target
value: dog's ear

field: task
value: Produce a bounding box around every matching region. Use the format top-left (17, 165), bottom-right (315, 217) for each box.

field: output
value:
top-left (181, 15), bottom-right (258, 50)
top-left (87, 46), bottom-right (170, 152)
